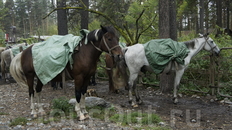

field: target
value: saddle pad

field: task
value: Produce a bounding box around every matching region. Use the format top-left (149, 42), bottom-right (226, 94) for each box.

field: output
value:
top-left (32, 30), bottom-right (89, 85)
top-left (143, 38), bottom-right (189, 74)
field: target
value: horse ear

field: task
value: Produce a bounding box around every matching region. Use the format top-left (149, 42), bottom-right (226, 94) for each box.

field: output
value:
top-left (203, 33), bottom-right (209, 37)
top-left (100, 25), bottom-right (108, 33)
top-left (198, 33), bottom-right (204, 37)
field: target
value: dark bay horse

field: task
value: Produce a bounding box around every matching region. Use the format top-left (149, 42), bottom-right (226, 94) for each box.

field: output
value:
top-left (10, 26), bottom-right (123, 120)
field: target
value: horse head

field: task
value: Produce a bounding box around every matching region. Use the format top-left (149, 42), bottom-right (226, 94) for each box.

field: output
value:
top-left (98, 25), bottom-right (123, 62)
top-left (199, 33), bottom-right (220, 56)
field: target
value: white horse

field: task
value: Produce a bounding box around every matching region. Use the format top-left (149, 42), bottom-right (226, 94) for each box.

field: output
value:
top-left (122, 34), bottom-right (220, 107)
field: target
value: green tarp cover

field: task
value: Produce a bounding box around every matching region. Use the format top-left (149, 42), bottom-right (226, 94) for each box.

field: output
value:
top-left (143, 38), bottom-right (189, 74)
top-left (12, 45), bottom-right (28, 56)
top-left (32, 30), bottom-right (89, 85)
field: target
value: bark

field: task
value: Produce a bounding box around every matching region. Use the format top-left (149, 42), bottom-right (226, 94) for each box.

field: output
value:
top-left (57, 0), bottom-right (68, 35)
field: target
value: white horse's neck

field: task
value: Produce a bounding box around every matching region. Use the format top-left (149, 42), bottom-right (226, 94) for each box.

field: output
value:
top-left (185, 38), bottom-right (206, 65)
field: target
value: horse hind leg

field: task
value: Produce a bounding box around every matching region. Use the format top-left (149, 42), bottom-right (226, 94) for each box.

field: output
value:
top-left (128, 73), bottom-right (139, 107)
top-left (134, 80), bottom-right (143, 105)
top-left (173, 69), bottom-right (185, 104)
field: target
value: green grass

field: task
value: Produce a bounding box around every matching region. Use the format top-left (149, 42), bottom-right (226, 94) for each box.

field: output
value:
top-left (110, 111), bottom-right (162, 126)
top-left (9, 117), bottom-right (28, 126)
top-left (0, 112), bottom-right (9, 115)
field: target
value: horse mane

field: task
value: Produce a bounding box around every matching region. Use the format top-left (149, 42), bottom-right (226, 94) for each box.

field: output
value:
top-left (183, 39), bottom-right (195, 49)
top-left (87, 26), bottom-right (118, 42)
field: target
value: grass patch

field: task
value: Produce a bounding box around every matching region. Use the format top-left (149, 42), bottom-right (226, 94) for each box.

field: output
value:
top-left (51, 97), bottom-right (74, 116)
top-left (110, 111), bottom-right (162, 126)
top-left (0, 112), bottom-right (9, 115)
top-left (9, 117), bottom-right (27, 126)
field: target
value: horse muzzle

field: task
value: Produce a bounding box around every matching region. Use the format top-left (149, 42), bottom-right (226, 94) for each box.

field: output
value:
top-left (112, 54), bottom-right (124, 63)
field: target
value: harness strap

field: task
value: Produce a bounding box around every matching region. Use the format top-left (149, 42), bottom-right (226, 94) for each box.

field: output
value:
top-left (90, 35), bottom-right (120, 56)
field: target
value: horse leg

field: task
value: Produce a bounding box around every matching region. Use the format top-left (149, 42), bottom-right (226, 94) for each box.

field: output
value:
top-left (133, 79), bottom-right (143, 105)
top-left (1, 60), bottom-right (6, 82)
top-left (74, 76), bottom-right (87, 120)
top-left (128, 73), bottom-right (139, 107)
top-left (173, 69), bottom-right (185, 103)
top-left (80, 81), bottom-right (89, 119)
top-left (27, 75), bottom-right (37, 118)
top-left (35, 79), bottom-right (45, 116)
top-left (80, 92), bottom-right (88, 117)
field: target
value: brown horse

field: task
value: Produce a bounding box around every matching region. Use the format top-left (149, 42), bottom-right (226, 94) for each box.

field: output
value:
top-left (105, 50), bottom-right (128, 93)
top-left (10, 25), bottom-right (123, 120)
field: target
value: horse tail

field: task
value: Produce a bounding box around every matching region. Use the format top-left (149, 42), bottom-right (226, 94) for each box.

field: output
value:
top-left (10, 53), bottom-right (27, 87)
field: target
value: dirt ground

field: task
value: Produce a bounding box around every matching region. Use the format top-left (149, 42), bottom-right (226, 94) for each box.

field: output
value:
top-left (0, 78), bottom-right (232, 130)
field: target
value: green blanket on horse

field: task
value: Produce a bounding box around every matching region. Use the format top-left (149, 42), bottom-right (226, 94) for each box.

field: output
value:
top-left (143, 38), bottom-right (189, 74)
top-left (32, 30), bottom-right (89, 85)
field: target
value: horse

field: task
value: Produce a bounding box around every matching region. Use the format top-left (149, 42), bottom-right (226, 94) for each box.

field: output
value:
top-left (1, 43), bottom-right (27, 82)
top-left (10, 25), bottom-right (123, 120)
top-left (105, 52), bottom-right (128, 93)
top-left (117, 34), bottom-right (220, 107)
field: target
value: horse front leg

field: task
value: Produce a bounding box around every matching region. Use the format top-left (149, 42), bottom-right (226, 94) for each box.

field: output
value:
top-left (35, 79), bottom-right (45, 116)
top-left (74, 76), bottom-right (88, 121)
top-left (173, 69), bottom-right (185, 104)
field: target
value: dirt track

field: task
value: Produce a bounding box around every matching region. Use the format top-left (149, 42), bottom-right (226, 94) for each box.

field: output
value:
top-left (0, 79), bottom-right (232, 130)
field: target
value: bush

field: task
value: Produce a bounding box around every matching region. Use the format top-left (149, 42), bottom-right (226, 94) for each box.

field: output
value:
top-left (51, 97), bottom-right (74, 116)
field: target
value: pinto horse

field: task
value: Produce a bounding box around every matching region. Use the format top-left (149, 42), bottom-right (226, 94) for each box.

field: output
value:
top-left (10, 26), bottom-right (122, 120)
top-left (1, 43), bottom-right (27, 82)
top-left (117, 34), bottom-right (220, 107)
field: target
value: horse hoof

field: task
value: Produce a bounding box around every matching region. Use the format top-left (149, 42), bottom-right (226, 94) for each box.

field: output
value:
top-left (131, 102), bottom-right (138, 107)
top-left (39, 111), bottom-right (46, 116)
top-left (31, 114), bottom-right (37, 119)
top-left (173, 98), bottom-right (178, 104)
top-left (79, 115), bottom-right (89, 121)
top-left (132, 104), bottom-right (138, 108)
top-left (137, 100), bottom-right (143, 105)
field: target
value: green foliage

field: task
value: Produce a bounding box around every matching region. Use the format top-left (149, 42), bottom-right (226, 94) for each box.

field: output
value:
top-left (9, 117), bottom-right (28, 126)
top-left (110, 111), bottom-right (162, 126)
top-left (51, 97), bottom-right (74, 116)
top-left (89, 19), bottom-right (101, 31)
top-left (0, 112), bottom-right (9, 115)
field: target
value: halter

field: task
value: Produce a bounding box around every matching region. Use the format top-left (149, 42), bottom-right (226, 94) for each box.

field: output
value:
top-left (204, 37), bottom-right (217, 52)
top-left (90, 34), bottom-right (120, 56)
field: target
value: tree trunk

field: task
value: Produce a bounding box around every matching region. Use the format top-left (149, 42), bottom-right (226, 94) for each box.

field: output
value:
top-left (159, 0), bottom-right (174, 94)
top-left (199, 0), bottom-right (204, 34)
top-left (169, 0), bottom-right (177, 41)
top-left (57, 0), bottom-right (68, 35)
top-left (216, 0), bottom-right (222, 28)
top-left (80, 0), bottom-right (89, 29)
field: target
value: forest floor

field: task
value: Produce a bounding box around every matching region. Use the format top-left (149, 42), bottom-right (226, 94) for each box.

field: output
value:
top-left (0, 78), bottom-right (232, 130)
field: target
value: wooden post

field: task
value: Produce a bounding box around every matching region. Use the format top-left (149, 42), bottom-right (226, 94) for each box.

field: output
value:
top-left (210, 54), bottom-right (215, 95)
top-left (62, 70), bottom-right (66, 93)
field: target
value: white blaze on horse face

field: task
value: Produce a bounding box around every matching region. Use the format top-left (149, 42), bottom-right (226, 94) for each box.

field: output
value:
top-left (94, 29), bottom-right (100, 41)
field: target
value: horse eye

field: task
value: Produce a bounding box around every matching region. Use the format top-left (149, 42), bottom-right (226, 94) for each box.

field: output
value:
top-left (108, 38), bottom-right (112, 41)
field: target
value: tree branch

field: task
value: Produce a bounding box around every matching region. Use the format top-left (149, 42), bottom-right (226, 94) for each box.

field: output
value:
top-left (135, 9), bottom-right (145, 43)
top-left (137, 14), bottom-right (157, 41)
top-left (43, 6), bottom-right (133, 44)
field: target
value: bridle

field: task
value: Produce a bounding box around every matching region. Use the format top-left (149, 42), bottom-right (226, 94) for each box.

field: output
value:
top-left (204, 37), bottom-right (218, 52)
top-left (90, 34), bottom-right (120, 56)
